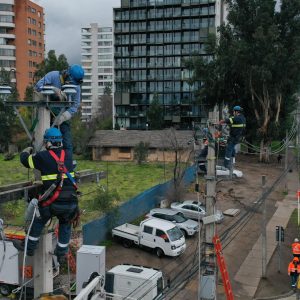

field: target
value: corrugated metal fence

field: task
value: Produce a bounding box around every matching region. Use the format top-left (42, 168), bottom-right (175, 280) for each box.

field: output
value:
top-left (83, 166), bottom-right (196, 245)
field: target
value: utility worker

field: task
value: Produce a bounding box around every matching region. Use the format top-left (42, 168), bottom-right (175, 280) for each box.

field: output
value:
top-left (220, 105), bottom-right (246, 169)
top-left (292, 238), bottom-right (300, 257)
top-left (198, 137), bottom-right (208, 174)
top-left (13, 128), bottom-right (79, 263)
top-left (35, 64), bottom-right (85, 155)
top-left (288, 257), bottom-right (300, 287)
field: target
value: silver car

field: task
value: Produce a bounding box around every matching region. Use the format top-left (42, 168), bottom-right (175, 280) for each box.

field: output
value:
top-left (170, 200), bottom-right (224, 223)
top-left (147, 208), bottom-right (199, 237)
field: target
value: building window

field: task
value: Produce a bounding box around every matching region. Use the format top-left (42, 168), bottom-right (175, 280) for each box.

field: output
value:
top-left (119, 147), bottom-right (131, 153)
top-left (29, 72), bottom-right (33, 78)
top-left (0, 15), bottom-right (13, 23)
top-left (0, 4), bottom-right (12, 12)
top-left (32, 19), bottom-right (36, 25)
top-left (102, 148), bottom-right (111, 155)
top-left (37, 11), bottom-right (41, 17)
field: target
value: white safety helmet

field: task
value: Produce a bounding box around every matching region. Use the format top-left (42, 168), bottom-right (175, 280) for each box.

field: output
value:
top-left (295, 238), bottom-right (299, 242)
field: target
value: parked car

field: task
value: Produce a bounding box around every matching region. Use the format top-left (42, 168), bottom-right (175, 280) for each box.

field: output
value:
top-left (112, 218), bottom-right (186, 257)
top-left (146, 208), bottom-right (199, 237)
top-left (216, 165), bottom-right (243, 178)
top-left (170, 200), bottom-right (224, 223)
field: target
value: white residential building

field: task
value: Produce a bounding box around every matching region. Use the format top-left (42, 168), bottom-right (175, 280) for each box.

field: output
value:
top-left (81, 23), bottom-right (113, 121)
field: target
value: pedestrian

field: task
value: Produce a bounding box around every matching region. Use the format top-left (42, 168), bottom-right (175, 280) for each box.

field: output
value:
top-left (219, 105), bottom-right (246, 169)
top-left (13, 127), bottom-right (79, 263)
top-left (288, 257), bottom-right (300, 288)
top-left (292, 238), bottom-right (300, 258)
top-left (277, 154), bottom-right (283, 164)
top-left (35, 64), bottom-right (85, 154)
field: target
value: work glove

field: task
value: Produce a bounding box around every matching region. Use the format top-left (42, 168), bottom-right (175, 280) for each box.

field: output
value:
top-left (22, 147), bottom-right (33, 154)
top-left (53, 111), bottom-right (72, 126)
top-left (53, 87), bottom-right (67, 101)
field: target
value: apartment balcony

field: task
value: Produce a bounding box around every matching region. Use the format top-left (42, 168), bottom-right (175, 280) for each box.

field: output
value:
top-left (0, 22), bottom-right (14, 28)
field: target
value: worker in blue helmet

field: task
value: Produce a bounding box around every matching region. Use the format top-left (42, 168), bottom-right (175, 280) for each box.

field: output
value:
top-left (13, 128), bottom-right (79, 263)
top-left (219, 105), bottom-right (246, 169)
top-left (35, 64), bottom-right (85, 153)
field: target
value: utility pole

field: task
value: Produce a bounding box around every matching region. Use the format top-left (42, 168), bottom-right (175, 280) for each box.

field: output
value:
top-left (199, 110), bottom-right (217, 300)
top-left (2, 84), bottom-right (77, 298)
top-left (261, 175), bottom-right (267, 278)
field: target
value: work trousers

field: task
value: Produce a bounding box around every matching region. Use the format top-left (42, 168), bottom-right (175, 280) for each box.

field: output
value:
top-left (290, 272), bottom-right (299, 287)
top-left (224, 137), bottom-right (238, 169)
top-left (27, 202), bottom-right (78, 256)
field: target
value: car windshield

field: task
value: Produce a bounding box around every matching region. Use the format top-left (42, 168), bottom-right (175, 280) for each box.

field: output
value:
top-left (167, 226), bottom-right (183, 241)
top-left (173, 213), bottom-right (187, 223)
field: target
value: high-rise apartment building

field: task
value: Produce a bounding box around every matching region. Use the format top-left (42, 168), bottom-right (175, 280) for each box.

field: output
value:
top-left (0, 0), bottom-right (44, 99)
top-left (113, 0), bottom-right (225, 130)
top-left (81, 24), bottom-right (113, 121)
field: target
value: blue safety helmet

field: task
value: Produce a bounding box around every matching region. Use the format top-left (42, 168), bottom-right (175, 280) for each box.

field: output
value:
top-left (68, 64), bottom-right (84, 85)
top-left (44, 128), bottom-right (63, 143)
top-left (233, 105), bottom-right (242, 111)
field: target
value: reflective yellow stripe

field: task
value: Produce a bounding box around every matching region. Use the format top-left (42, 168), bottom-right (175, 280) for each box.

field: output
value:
top-left (229, 117), bottom-right (234, 124)
top-left (28, 155), bottom-right (34, 169)
top-left (232, 124), bottom-right (246, 128)
top-left (41, 172), bottom-right (75, 181)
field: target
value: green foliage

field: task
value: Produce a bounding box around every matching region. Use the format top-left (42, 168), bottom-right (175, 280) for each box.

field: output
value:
top-left (134, 141), bottom-right (150, 164)
top-left (34, 50), bottom-right (69, 80)
top-left (104, 82), bottom-right (112, 96)
top-left (24, 85), bottom-right (34, 101)
top-left (147, 94), bottom-right (164, 129)
top-left (187, 0), bottom-right (300, 147)
top-left (71, 114), bottom-right (112, 157)
top-left (90, 185), bottom-right (120, 212)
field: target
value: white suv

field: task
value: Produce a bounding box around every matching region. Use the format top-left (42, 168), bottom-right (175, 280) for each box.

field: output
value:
top-left (147, 208), bottom-right (199, 237)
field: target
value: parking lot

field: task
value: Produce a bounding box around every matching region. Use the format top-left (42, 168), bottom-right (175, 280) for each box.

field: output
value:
top-left (105, 155), bottom-right (285, 299)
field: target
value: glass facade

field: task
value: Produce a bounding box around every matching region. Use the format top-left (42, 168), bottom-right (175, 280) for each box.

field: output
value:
top-left (114, 0), bottom-right (217, 129)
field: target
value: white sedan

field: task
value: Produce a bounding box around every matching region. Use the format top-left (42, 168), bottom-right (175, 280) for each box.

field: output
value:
top-left (170, 200), bottom-right (224, 223)
top-left (216, 166), bottom-right (243, 178)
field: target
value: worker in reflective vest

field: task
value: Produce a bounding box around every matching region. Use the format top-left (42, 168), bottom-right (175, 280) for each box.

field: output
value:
top-left (220, 105), bottom-right (246, 169)
top-left (288, 257), bottom-right (300, 287)
top-left (13, 128), bottom-right (78, 263)
top-left (292, 238), bottom-right (300, 257)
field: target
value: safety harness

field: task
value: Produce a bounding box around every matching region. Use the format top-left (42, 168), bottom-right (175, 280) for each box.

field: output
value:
top-left (39, 149), bottom-right (78, 207)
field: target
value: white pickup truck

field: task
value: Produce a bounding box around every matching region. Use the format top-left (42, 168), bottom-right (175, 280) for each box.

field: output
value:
top-left (112, 218), bottom-right (186, 257)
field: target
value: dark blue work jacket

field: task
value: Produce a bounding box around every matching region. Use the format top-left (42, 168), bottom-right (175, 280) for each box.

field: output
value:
top-left (20, 148), bottom-right (77, 203)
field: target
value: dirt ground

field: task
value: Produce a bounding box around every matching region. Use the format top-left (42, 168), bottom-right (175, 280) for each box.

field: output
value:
top-left (168, 153), bottom-right (294, 299)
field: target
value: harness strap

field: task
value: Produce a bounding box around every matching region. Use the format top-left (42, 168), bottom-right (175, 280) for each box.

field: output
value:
top-left (40, 150), bottom-right (66, 207)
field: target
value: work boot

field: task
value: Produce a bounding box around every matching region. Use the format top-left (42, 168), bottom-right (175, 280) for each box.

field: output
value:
top-left (54, 249), bottom-right (67, 265)
top-left (12, 240), bottom-right (34, 256)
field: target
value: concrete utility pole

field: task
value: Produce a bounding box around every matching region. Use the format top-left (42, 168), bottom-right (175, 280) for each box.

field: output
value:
top-left (3, 85), bottom-right (77, 298)
top-left (199, 110), bottom-right (217, 300)
top-left (261, 175), bottom-right (267, 278)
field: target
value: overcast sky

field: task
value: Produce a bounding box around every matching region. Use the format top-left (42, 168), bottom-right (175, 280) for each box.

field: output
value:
top-left (32, 0), bottom-right (120, 64)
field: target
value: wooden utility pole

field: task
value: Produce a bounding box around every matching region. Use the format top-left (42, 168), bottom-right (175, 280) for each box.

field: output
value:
top-left (199, 110), bottom-right (217, 300)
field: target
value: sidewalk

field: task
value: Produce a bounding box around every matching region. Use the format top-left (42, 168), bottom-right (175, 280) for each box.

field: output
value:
top-left (234, 171), bottom-right (298, 299)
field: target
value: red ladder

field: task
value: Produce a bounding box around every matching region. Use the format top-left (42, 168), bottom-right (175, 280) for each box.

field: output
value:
top-left (213, 235), bottom-right (234, 300)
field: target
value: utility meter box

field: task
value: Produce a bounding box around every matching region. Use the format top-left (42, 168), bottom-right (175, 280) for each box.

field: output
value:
top-left (76, 245), bottom-right (105, 294)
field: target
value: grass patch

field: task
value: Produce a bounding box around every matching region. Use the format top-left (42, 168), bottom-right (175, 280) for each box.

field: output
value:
top-left (99, 240), bottom-right (113, 247)
top-left (290, 209), bottom-right (299, 226)
top-left (1, 155), bottom-right (176, 225)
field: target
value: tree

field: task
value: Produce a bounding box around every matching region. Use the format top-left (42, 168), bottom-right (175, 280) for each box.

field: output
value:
top-left (0, 69), bottom-right (21, 150)
top-left (187, 0), bottom-right (300, 161)
top-left (34, 50), bottom-right (69, 80)
top-left (162, 128), bottom-right (193, 204)
top-left (134, 141), bottom-right (150, 164)
top-left (147, 94), bottom-right (164, 129)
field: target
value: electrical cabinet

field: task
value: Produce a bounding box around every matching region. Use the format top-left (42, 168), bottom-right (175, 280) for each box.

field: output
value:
top-left (76, 245), bottom-right (105, 294)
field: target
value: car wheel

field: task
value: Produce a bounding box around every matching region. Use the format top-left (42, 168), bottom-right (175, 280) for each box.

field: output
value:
top-left (0, 284), bottom-right (11, 296)
top-left (122, 239), bottom-right (133, 248)
top-left (156, 248), bottom-right (164, 258)
top-left (180, 229), bottom-right (187, 238)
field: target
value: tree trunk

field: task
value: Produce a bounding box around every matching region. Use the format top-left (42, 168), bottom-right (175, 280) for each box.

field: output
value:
top-left (259, 138), bottom-right (270, 163)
